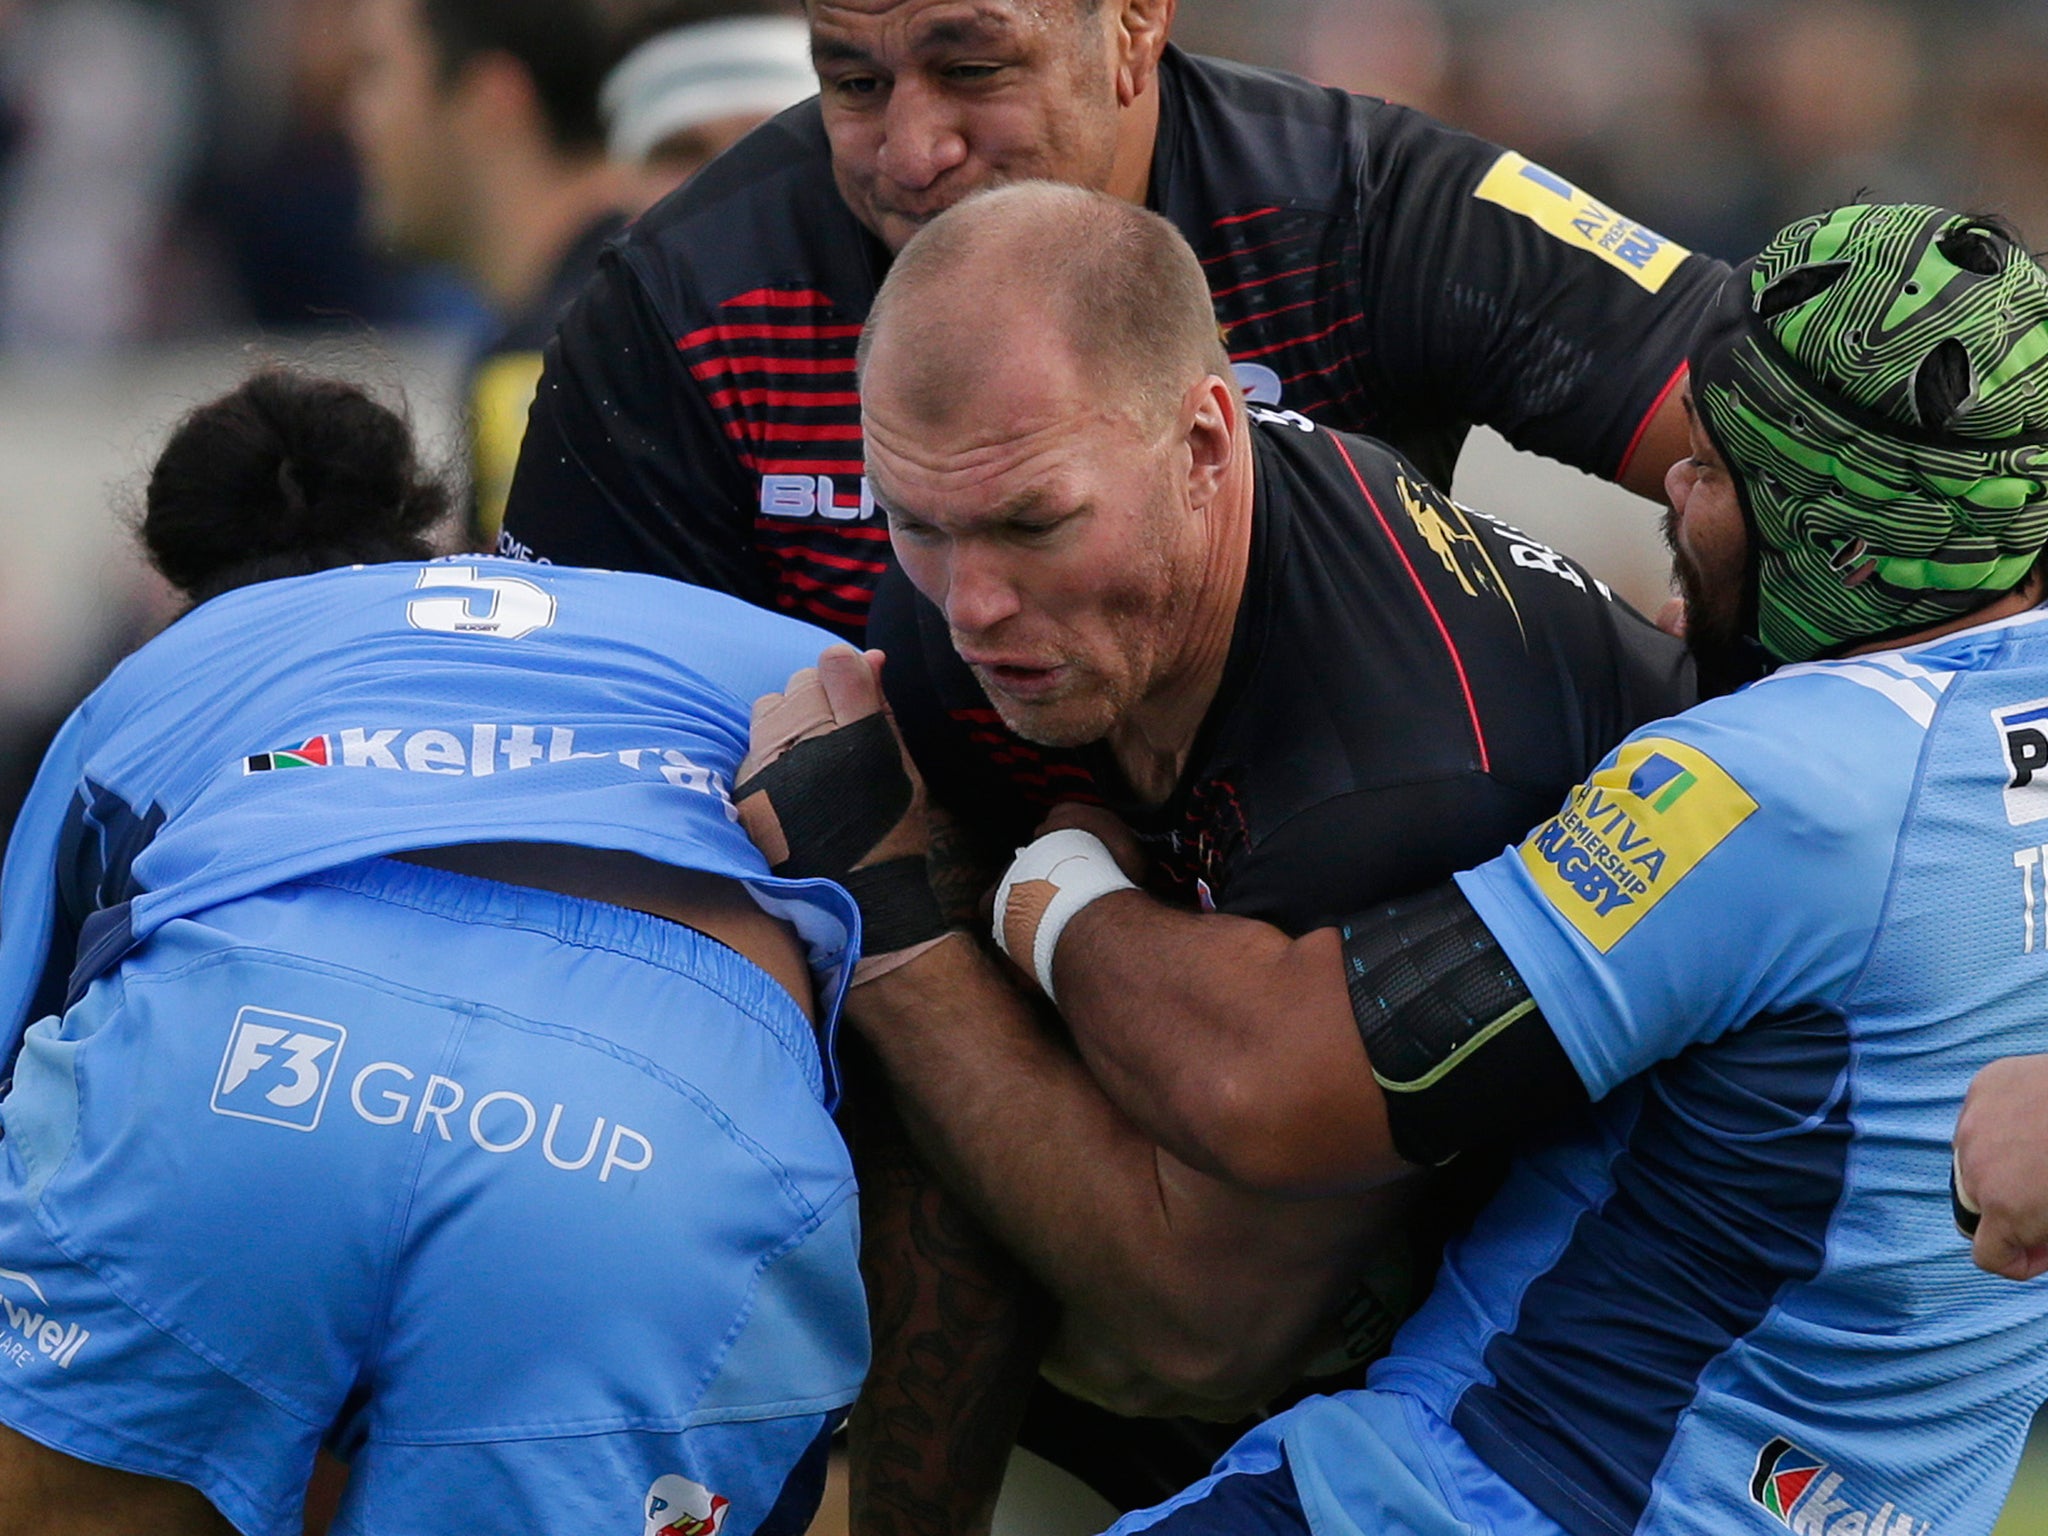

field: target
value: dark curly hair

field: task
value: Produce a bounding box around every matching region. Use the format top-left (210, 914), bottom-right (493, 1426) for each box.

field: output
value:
top-left (142, 369), bottom-right (451, 604)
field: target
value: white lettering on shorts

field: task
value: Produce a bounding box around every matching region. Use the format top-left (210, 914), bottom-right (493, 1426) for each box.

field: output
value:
top-left (214, 1019), bottom-right (656, 1187)
top-left (341, 1060), bottom-right (654, 1186)
top-left (0, 1269), bottom-right (88, 1369)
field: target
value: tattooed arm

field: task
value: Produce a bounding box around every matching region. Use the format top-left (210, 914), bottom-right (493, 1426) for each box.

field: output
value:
top-left (844, 809), bottom-right (1050, 1536)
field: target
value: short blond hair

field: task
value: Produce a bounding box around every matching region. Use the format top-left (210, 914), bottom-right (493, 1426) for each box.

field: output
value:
top-left (860, 181), bottom-right (1235, 432)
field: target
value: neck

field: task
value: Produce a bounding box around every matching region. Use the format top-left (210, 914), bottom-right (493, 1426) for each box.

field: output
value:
top-left (463, 151), bottom-right (628, 311)
top-left (1106, 56), bottom-right (1164, 206)
top-left (1843, 571), bottom-right (2048, 657)
top-left (1109, 429), bottom-right (1256, 805)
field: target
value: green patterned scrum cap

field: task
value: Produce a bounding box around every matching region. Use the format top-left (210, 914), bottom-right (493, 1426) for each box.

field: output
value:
top-left (1690, 203), bottom-right (2048, 663)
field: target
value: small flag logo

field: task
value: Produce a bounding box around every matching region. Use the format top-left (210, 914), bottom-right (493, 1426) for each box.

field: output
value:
top-left (242, 735), bottom-right (332, 775)
top-left (1751, 1437), bottom-right (1826, 1523)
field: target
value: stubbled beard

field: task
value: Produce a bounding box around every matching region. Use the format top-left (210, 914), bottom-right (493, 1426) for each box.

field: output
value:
top-left (970, 662), bottom-right (1123, 749)
top-left (1664, 512), bottom-right (1766, 697)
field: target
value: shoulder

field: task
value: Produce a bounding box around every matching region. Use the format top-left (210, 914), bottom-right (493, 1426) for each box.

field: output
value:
top-left (607, 101), bottom-right (879, 322)
top-left (1621, 670), bottom-right (1928, 858)
top-left (1156, 49), bottom-right (1392, 218)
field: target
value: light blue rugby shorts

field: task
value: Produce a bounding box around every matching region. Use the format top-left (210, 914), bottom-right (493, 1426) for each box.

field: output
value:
top-left (0, 856), bottom-right (867, 1536)
top-left (1106, 1387), bottom-right (1569, 1536)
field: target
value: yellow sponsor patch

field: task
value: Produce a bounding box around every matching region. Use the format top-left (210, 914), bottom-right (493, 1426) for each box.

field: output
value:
top-left (470, 351), bottom-right (546, 540)
top-left (1518, 738), bottom-right (1756, 952)
top-left (1473, 152), bottom-right (1690, 294)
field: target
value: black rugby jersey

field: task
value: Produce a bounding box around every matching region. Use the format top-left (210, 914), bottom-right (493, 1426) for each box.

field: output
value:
top-left (502, 46), bottom-right (1725, 639)
top-left (874, 412), bottom-right (1695, 933)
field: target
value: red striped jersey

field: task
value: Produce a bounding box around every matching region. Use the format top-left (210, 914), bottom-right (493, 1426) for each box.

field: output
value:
top-left (872, 416), bottom-right (1694, 934)
top-left (503, 46), bottom-right (1723, 641)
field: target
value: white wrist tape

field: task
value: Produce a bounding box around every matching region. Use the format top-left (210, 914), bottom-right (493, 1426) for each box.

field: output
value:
top-left (993, 828), bottom-right (1137, 1005)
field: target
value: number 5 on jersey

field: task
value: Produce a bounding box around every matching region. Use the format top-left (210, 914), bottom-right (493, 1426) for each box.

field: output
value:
top-left (407, 565), bottom-right (556, 639)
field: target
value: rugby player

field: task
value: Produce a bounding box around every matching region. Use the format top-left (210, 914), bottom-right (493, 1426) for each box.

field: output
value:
top-left (734, 181), bottom-right (1693, 1507)
top-left (498, 0), bottom-right (1726, 632)
top-left (0, 371), bottom-right (866, 1535)
top-left (344, 0), bottom-right (809, 545)
top-left (881, 201), bottom-right (2048, 1535)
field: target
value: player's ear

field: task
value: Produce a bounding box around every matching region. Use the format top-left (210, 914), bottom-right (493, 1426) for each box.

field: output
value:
top-left (1109, 0), bottom-right (1174, 107)
top-left (1183, 372), bottom-right (1235, 511)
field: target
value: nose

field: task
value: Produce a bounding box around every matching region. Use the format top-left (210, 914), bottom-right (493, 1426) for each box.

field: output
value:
top-left (875, 77), bottom-right (968, 190)
top-left (942, 542), bottom-right (1022, 637)
top-left (1664, 455), bottom-right (1696, 521)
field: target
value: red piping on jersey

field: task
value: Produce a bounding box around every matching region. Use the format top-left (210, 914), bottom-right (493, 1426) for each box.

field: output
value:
top-left (677, 320), bottom-right (865, 348)
top-left (758, 528), bottom-right (891, 550)
top-left (724, 288), bottom-right (840, 308)
top-left (706, 387), bottom-right (862, 410)
top-left (1229, 315), bottom-right (1353, 361)
top-left (1204, 235), bottom-right (1304, 267)
top-left (1226, 295), bottom-right (1319, 329)
top-left (1616, 362), bottom-right (1688, 484)
top-left (1213, 207), bottom-right (1281, 228)
top-left (756, 539), bottom-right (891, 572)
top-left (1209, 262), bottom-right (1333, 302)
top-left (777, 566), bottom-right (879, 605)
top-left (690, 355), bottom-right (859, 380)
top-left (1328, 433), bottom-right (1492, 774)
top-left (737, 453), bottom-right (866, 474)
top-left (727, 421), bottom-right (865, 443)
top-left (1280, 356), bottom-right (1350, 388)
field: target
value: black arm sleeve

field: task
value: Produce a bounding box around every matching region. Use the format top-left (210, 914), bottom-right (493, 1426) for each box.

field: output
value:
top-left (501, 248), bottom-right (766, 600)
top-left (1339, 880), bottom-right (1589, 1168)
top-left (1351, 105), bottom-right (1727, 481)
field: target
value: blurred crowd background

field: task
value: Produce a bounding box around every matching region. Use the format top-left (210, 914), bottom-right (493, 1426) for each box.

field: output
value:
top-left (2, 0), bottom-right (2041, 352)
top-left (2, 0), bottom-right (2048, 1528)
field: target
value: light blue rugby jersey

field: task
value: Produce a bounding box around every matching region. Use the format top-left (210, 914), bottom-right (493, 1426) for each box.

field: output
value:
top-left (0, 559), bottom-right (858, 1102)
top-left (1356, 606), bottom-right (2048, 1536)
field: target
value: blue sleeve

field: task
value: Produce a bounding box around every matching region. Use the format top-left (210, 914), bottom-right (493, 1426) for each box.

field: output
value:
top-left (0, 706), bottom-right (90, 1046)
top-left (1454, 674), bottom-right (1926, 1100)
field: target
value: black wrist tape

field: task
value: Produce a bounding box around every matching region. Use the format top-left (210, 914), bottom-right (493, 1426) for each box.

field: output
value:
top-left (1953, 1163), bottom-right (1983, 1238)
top-left (841, 856), bottom-right (948, 953)
top-left (736, 713), bottom-right (914, 880)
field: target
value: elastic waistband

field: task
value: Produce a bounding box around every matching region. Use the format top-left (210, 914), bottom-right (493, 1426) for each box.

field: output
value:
top-left (294, 856), bottom-right (823, 1099)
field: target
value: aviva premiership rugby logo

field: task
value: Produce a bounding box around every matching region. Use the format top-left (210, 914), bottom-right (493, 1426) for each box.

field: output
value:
top-left (1520, 738), bottom-right (1756, 952)
top-left (1749, 1438), bottom-right (1928, 1535)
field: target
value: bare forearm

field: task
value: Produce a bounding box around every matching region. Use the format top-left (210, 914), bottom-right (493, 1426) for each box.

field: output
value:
top-left (1054, 893), bottom-right (1397, 1193)
top-left (849, 938), bottom-right (1188, 1312)
top-left (847, 937), bottom-right (1375, 1399)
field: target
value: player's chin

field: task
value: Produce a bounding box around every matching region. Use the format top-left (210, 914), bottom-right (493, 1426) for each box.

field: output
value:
top-left (984, 682), bottom-right (1114, 750)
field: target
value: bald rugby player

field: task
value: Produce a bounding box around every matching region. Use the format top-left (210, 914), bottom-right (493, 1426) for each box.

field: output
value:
top-left (734, 183), bottom-right (1694, 1511)
top-left (500, 0), bottom-right (1723, 632)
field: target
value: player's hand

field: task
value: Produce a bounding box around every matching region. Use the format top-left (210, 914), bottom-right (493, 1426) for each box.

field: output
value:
top-left (1953, 1054), bottom-right (2048, 1281)
top-left (739, 646), bottom-right (951, 980)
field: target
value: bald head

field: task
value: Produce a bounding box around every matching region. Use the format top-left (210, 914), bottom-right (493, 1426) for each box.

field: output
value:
top-left (860, 181), bottom-right (1234, 434)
